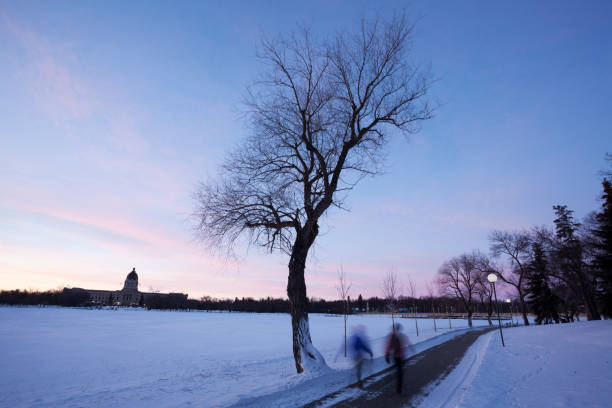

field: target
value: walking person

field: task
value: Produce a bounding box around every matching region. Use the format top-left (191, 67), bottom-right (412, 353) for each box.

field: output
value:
top-left (385, 323), bottom-right (414, 395)
top-left (348, 325), bottom-right (373, 389)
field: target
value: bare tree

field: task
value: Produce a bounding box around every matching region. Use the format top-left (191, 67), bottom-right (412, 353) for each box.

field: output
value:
top-left (336, 266), bottom-right (352, 357)
top-left (194, 14), bottom-right (433, 373)
top-left (437, 252), bottom-right (480, 327)
top-left (406, 274), bottom-right (419, 336)
top-left (474, 253), bottom-right (497, 326)
top-left (488, 230), bottom-right (531, 325)
top-left (382, 269), bottom-right (400, 327)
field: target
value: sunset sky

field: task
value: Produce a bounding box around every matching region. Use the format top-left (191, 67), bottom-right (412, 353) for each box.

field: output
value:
top-left (1, 0), bottom-right (611, 300)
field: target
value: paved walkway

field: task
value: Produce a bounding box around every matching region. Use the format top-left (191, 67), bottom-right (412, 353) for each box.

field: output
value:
top-left (304, 327), bottom-right (495, 408)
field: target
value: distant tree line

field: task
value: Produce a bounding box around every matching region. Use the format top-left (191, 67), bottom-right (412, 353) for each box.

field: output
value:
top-left (196, 294), bottom-right (513, 315)
top-left (0, 288), bottom-right (90, 307)
top-left (0, 288), bottom-right (514, 315)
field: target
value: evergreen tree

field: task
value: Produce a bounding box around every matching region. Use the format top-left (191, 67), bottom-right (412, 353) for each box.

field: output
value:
top-left (526, 242), bottom-right (559, 324)
top-left (552, 205), bottom-right (601, 320)
top-left (553, 205), bottom-right (580, 241)
top-left (593, 179), bottom-right (612, 317)
top-left (357, 294), bottom-right (364, 312)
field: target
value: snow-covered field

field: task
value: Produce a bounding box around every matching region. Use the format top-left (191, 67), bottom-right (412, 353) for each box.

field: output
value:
top-left (416, 320), bottom-right (612, 408)
top-left (0, 306), bottom-right (488, 407)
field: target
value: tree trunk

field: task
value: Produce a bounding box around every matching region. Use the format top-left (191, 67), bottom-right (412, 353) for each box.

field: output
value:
top-left (487, 301), bottom-right (493, 326)
top-left (467, 309), bottom-right (473, 328)
top-left (287, 228), bottom-right (326, 374)
top-left (343, 308), bottom-right (347, 357)
top-left (517, 289), bottom-right (529, 326)
top-left (414, 303), bottom-right (419, 336)
top-left (578, 279), bottom-right (601, 321)
top-left (565, 275), bottom-right (599, 321)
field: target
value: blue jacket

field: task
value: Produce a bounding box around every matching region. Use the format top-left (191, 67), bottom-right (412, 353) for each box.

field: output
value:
top-left (349, 334), bottom-right (373, 359)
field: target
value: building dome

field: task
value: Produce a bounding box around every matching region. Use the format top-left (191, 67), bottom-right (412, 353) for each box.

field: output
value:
top-left (126, 268), bottom-right (138, 281)
top-left (123, 268), bottom-right (139, 292)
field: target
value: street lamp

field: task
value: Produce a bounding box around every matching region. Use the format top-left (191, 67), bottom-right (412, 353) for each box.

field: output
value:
top-left (506, 299), bottom-right (514, 326)
top-left (487, 273), bottom-right (505, 347)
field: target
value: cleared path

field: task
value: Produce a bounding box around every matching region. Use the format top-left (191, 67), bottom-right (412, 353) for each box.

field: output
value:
top-left (304, 327), bottom-right (496, 408)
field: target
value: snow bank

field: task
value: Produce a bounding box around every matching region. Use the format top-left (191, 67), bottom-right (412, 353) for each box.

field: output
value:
top-left (0, 307), bottom-right (489, 407)
top-left (415, 320), bottom-right (612, 408)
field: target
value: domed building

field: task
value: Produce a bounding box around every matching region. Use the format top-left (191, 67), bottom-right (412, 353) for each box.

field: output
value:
top-left (83, 268), bottom-right (187, 306)
top-left (118, 268), bottom-right (140, 304)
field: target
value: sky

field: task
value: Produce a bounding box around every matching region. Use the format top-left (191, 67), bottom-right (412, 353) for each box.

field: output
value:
top-left (1, 0), bottom-right (611, 300)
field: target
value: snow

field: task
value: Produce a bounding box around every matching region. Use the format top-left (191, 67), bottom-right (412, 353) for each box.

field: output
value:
top-left (296, 316), bottom-right (329, 374)
top-left (415, 320), bottom-right (612, 408)
top-left (0, 306), bottom-right (489, 407)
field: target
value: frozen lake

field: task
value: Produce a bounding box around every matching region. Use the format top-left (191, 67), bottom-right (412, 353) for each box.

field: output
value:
top-left (0, 306), bottom-right (491, 407)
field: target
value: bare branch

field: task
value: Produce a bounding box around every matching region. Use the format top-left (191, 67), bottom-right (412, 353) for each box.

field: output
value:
top-left (194, 15), bottom-right (433, 258)
top-left (382, 268), bottom-right (399, 302)
top-left (488, 229), bottom-right (531, 289)
top-left (406, 274), bottom-right (417, 299)
top-left (336, 266), bottom-right (352, 302)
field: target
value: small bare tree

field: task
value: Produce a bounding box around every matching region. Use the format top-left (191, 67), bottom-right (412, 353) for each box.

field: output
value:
top-left (336, 266), bottom-right (352, 357)
top-left (489, 230), bottom-right (531, 325)
top-left (194, 14), bottom-right (433, 373)
top-left (406, 274), bottom-right (419, 336)
top-left (382, 269), bottom-right (400, 327)
top-left (438, 252), bottom-right (480, 327)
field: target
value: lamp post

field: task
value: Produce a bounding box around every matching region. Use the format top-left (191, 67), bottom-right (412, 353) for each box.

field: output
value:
top-left (488, 273), bottom-right (505, 347)
top-left (506, 299), bottom-right (514, 326)
top-left (433, 307), bottom-right (437, 332)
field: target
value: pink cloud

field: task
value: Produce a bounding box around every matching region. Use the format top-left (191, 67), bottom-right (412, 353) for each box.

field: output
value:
top-left (0, 180), bottom-right (226, 266)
